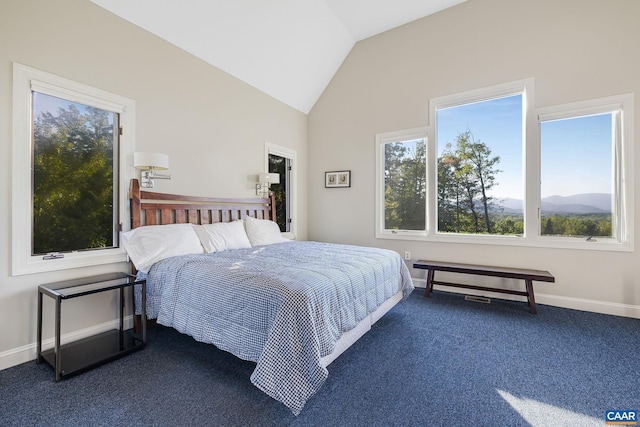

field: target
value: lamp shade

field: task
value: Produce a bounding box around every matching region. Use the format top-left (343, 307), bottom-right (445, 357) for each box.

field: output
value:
top-left (134, 152), bottom-right (169, 170)
top-left (258, 173), bottom-right (280, 184)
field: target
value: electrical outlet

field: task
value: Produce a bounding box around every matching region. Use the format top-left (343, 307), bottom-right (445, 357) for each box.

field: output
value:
top-left (404, 251), bottom-right (411, 260)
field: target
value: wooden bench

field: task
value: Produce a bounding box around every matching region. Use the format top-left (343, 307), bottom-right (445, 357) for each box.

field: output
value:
top-left (413, 260), bottom-right (555, 314)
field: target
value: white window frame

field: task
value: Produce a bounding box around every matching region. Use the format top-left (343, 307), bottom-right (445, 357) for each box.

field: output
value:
top-left (428, 79), bottom-right (532, 245)
top-left (375, 127), bottom-right (428, 239)
top-left (264, 141), bottom-right (297, 240)
top-left (535, 94), bottom-right (634, 251)
top-left (12, 63), bottom-right (135, 276)
top-left (375, 78), bottom-right (634, 252)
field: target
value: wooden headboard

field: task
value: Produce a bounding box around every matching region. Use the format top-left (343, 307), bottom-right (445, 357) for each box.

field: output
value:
top-left (129, 178), bottom-right (275, 229)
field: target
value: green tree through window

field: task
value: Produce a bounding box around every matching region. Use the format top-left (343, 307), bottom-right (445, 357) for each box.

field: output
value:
top-left (437, 130), bottom-right (504, 234)
top-left (268, 153), bottom-right (289, 232)
top-left (384, 138), bottom-right (426, 231)
top-left (32, 92), bottom-right (118, 255)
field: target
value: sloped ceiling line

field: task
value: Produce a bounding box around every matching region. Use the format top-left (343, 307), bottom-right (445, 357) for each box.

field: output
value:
top-left (90, 0), bottom-right (467, 114)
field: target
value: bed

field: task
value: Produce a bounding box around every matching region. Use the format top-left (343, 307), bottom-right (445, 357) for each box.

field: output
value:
top-left (124, 179), bottom-right (414, 415)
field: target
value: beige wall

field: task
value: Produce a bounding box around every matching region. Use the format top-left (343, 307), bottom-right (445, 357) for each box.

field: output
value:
top-left (0, 0), bottom-right (307, 367)
top-left (309, 0), bottom-right (640, 315)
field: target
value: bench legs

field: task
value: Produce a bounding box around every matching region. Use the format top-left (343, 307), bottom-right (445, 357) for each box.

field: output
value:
top-left (424, 269), bottom-right (435, 298)
top-left (525, 279), bottom-right (537, 314)
top-left (422, 268), bottom-right (538, 314)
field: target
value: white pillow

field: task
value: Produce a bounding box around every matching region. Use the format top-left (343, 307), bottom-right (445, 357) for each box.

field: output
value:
top-left (244, 215), bottom-right (290, 246)
top-left (121, 223), bottom-right (204, 273)
top-left (193, 220), bottom-right (252, 253)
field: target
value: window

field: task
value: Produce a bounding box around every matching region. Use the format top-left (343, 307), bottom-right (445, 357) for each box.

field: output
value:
top-left (375, 79), bottom-right (633, 251)
top-left (265, 142), bottom-right (297, 238)
top-left (432, 81), bottom-right (527, 238)
top-left (32, 91), bottom-right (119, 255)
top-left (12, 63), bottom-right (135, 275)
top-left (436, 93), bottom-right (524, 236)
top-left (375, 128), bottom-right (427, 238)
top-left (268, 153), bottom-right (291, 232)
top-left (537, 95), bottom-right (633, 247)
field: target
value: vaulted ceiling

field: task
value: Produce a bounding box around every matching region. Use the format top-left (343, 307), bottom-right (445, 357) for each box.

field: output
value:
top-left (90, 0), bottom-right (467, 113)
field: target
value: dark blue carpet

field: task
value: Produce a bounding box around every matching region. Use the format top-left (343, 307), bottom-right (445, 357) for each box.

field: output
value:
top-left (1, 290), bottom-right (638, 426)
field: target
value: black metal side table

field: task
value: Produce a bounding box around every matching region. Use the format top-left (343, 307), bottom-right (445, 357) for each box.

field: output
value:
top-left (37, 272), bottom-right (146, 381)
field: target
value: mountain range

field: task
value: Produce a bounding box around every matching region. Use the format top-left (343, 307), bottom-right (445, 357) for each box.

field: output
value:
top-left (494, 193), bottom-right (612, 214)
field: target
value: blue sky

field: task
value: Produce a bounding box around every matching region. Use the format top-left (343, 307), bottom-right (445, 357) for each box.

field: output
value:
top-left (539, 114), bottom-right (612, 198)
top-left (436, 95), bottom-right (612, 199)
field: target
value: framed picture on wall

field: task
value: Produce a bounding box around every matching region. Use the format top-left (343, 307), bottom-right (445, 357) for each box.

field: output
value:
top-left (325, 170), bottom-right (351, 188)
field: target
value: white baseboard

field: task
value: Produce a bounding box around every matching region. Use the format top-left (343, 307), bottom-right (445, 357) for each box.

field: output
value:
top-left (0, 315), bottom-right (134, 372)
top-left (535, 293), bottom-right (640, 319)
top-left (412, 278), bottom-right (427, 288)
top-left (410, 277), bottom-right (640, 319)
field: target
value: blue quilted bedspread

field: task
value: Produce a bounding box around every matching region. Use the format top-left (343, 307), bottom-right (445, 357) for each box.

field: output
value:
top-left (136, 241), bottom-right (413, 415)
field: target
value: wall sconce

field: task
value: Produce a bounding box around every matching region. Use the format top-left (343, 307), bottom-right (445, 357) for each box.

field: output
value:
top-left (134, 152), bottom-right (171, 188)
top-left (256, 173), bottom-right (279, 197)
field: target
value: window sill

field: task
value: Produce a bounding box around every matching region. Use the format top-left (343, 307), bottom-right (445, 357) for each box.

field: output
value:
top-left (377, 231), bottom-right (633, 253)
top-left (12, 250), bottom-right (128, 276)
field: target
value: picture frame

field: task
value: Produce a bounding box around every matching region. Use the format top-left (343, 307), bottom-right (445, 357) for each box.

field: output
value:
top-left (325, 170), bottom-right (351, 188)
